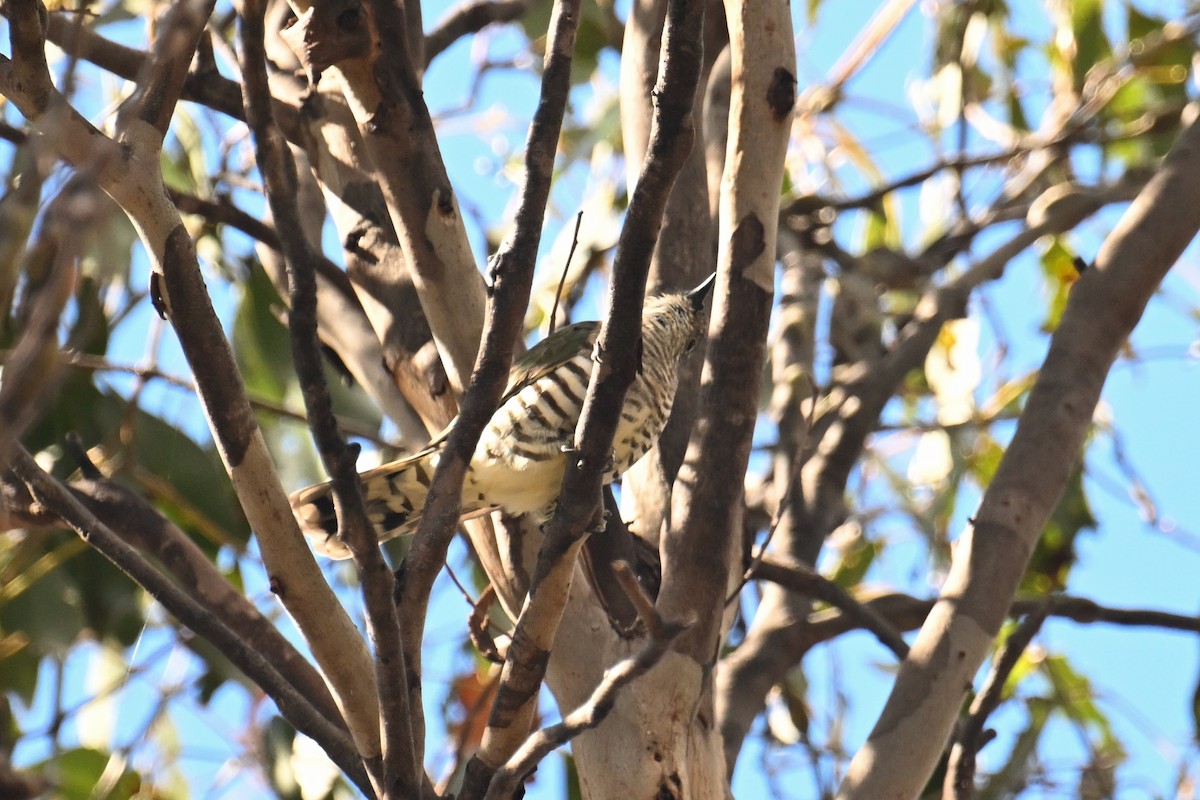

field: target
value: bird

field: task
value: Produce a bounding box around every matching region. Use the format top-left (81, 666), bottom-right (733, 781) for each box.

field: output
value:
top-left (290, 273), bottom-right (716, 559)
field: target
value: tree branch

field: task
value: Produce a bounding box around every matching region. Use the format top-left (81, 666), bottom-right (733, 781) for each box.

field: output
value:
top-left (286, 0), bottom-right (487, 393)
top-left (459, 0), bottom-right (708, 792)
top-left (1, 0), bottom-right (384, 774)
top-left (45, 462), bottom-right (346, 732)
top-left (659, 0), bottom-right (795, 661)
top-left (482, 564), bottom-right (690, 800)
top-left (715, 168), bottom-right (1152, 778)
top-left (424, 0), bottom-right (530, 68)
top-left (750, 557), bottom-right (909, 661)
top-left (4, 446), bottom-right (372, 796)
top-left (35, 10), bottom-right (302, 140)
top-left (945, 607), bottom-right (1048, 800)
top-left (115, 0), bottom-right (215, 136)
top-left (240, 2), bottom-right (414, 792)
top-left (840, 108), bottom-right (1200, 800)
top-left (391, 0), bottom-right (582, 779)
top-left (808, 591), bottom-right (1200, 643)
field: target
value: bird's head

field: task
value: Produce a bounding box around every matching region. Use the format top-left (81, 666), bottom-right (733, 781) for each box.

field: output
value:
top-left (642, 271), bottom-right (716, 359)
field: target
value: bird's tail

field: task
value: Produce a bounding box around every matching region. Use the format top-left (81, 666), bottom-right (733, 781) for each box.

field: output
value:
top-left (290, 448), bottom-right (441, 559)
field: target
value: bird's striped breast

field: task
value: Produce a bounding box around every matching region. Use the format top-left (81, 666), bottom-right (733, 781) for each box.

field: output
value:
top-left (290, 273), bottom-right (714, 559)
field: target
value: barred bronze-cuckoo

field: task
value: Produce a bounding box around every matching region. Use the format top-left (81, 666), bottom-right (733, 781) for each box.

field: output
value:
top-left (290, 273), bottom-right (716, 558)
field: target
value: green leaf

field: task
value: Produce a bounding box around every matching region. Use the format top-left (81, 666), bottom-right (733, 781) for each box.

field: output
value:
top-left (1071, 0), bottom-right (1110, 91)
top-left (21, 374), bottom-right (125, 461)
top-left (261, 716), bottom-right (303, 800)
top-left (1128, 5), bottom-right (1192, 92)
top-left (65, 277), bottom-right (111, 356)
top-left (62, 547), bottom-right (146, 647)
top-left (1191, 665), bottom-right (1200, 743)
top-left (126, 404), bottom-right (251, 552)
top-left (77, 194), bottom-right (136, 292)
top-left (1043, 654), bottom-right (1125, 763)
top-left (233, 264), bottom-right (294, 405)
top-left (564, 751), bottom-right (583, 800)
top-left (966, 432), bottom-right (1006, 488)
top-left (1007, 92), bottom-right (1030, 132)
top-left (827, 528), bottom-right (879, 589)
top-left (38, 747), bottom-right (142, 799)
top-left (978, 698), bottom-right (1052, 796)
top-left (1023, 464), bottom-right (1096, 593)
top-left (0, 561), bottom-right (86, 658)
top-left (0, 634), bottom-right (41, 706)
top-left (519, 0), bottom-right (620, 85)
top-left (780, 666), bottom-right (810, 741)
top-left (160, 108), bottom-right (208, 196)
top-left (189, 633), bottom-right (258, 705)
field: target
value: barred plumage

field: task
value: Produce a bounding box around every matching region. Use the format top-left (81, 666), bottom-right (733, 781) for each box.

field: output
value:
top-left (290, 274), bottom-right (715, 558)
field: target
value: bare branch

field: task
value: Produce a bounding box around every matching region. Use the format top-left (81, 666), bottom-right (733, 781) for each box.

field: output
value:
top-left (2, 0), bottom-right (386, 773)
top-left (809, 591), bottom-right (1200, 643)
top-left (240, 1), bottom-right (415, 792)
top-left (4, 446), bottom-right (372, 796)
top-left (659, 0), bottom-right (794, 662)
top-left (840, 110), bottom-right (1200, 798)
top-left (0, 349), bottom-right (391, 446)
top-left (48, 459), bottom-right (345, 731)
top-left (34, 10), bottom-right (302, 139)
top-left (618, 0), bottom-right (722, 548)
top-left (115, 0), bottom-right (215, 136)
top-left (715, 169), bottom-right (1152, 777)
top-left (394, 0), bottom-right (582, 778)
top-left (424, 0), bottom-right (530, 68)
top-left (287, 0), bottom-right (486, 393)
top-left (750, 558), bottom-right (909, 661)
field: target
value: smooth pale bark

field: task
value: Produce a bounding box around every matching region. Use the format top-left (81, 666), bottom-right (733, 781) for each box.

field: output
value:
top-left (839, 109), bottom-right (1200, 800)
top-left (284, 0), bottom-right (487, 394)
top-left (552, 0), bottom-right (795, 796)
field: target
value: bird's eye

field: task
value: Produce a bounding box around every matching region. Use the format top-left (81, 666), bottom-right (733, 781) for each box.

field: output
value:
top-left (684, 336), bottom-right (697, 353)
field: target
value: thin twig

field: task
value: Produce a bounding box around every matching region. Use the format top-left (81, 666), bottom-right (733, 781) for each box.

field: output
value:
top-left (0, 349), bottom-right (393, 446)
top-left (168, 188), bottom-right (360, 299)
top-left (804, 591), bottom-right (1200, 648)
top-left (751, 557), bottom-right (909, 660)
top-left (424, 0), bottom-right (531, 67)
top-left (547, 210), bottom-right (583, 335)
top-left (462, 1), bottom-right (708, 792)
top-left (726, 435), bottom-right (811, 607)
top-left (34, 9), bottom-right (302, 139)
top-left (945, 607), bottom-right (1049, 799)
top-left (467, 585), bottom-right (505, 664)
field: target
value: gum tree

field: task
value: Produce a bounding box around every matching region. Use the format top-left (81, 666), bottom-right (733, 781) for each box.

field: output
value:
top-left (1, 1), bottom-right (1198, 798)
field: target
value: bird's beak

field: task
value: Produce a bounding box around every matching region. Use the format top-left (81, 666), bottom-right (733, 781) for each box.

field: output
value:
top-left (687, 271), bottom-right (718, 311)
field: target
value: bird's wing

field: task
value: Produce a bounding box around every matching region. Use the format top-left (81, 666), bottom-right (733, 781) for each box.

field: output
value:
top-left (501, 320), bottom-right (600, 401)
top-left (389, 321), bottom-right (600, 452)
